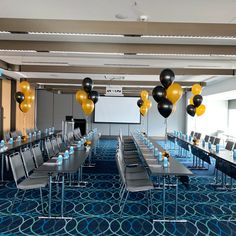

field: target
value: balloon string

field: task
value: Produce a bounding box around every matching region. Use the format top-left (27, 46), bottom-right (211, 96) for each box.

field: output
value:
top-left (194, 116), bottom-right (197, 133)
top-left (165, 118), bottom-right (168, 148)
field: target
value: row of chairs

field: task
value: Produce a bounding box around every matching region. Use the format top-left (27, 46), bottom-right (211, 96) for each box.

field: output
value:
top-left (4, 130), bottom-right (23, 142)
top-left (116, 134), bottom-right (154, 215)
top-left (9, 144), bottom-right (49, 213)
top-left (190, 131), bottom-right (221, 146)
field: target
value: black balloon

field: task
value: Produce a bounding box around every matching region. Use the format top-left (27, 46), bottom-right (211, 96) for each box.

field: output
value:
top-left (152, 86), bottom-right (166, 103)
top-left (160, 69), bottom-right (175, 89)
top-left (186, 104), bottom-right (196, 117)
top-left (15, 91), bottom-right (25, 104)
top-left (88, 90), bottom-right (99, 104)
top-left (82, 77), bottom-right (93, 93)
top-left (157, 98), bottom-right (173, 118)
top-left (193, 95), bottom-right (203, 107)
top-left (137, 99), bottom-right (144, 108)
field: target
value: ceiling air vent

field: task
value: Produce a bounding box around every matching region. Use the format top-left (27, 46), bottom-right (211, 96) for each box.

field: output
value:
top-left (9, 31), bottom-right (28, 34)
top-left (104, 63), bottom-right (149, 67)
top-left (124, 34), bottom-right (142, 37)
top-left (124, 53), bottom-right (137, 56)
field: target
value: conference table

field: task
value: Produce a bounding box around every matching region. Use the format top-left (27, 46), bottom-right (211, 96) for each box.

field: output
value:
top-left (37, 133), bottom-right (99, 219)
top-left (168, 133), bottom-right (236, 187)
top-left (0, 131), bottom-right (61, 182)
top-left (132, 132), bottom-right (193, 221)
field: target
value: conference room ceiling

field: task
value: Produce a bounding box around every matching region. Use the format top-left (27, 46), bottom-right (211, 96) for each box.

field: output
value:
top-left (0, 0), bottom-right (236, 95)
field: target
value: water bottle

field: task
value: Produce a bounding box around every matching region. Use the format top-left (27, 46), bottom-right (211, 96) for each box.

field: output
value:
top-left (158, 152), bottom-right (163, 161)
top-left (64, 150), bottom-right (69, 159)
top-left (33, 131), bottom-right (36, 137)
top-left (28, 133), bottom-right (32, 139)
top-left (9, 138), bottom-right (13, 145)
top-left (57, 155), bottom-right (63, 165)
top-left (208, 142), bottom-right (211, 150)
top-left (45, 128), bottom-right (48, 135)
top-left (163, 157), bottom-right (169, 168)
top-left (202, 140), bottom-right (205, 148)
top-left (49, 128), bottom-right (52, 134)
top-left (38, 130), bottom-right (41, 136)
top-left (17, 136), bottom-right (21, 143)
top-left (52, 127), bottom-right (55, 133)
top-left (77, 140), bottom-right (81, 149)
top-left (233, 150), bottom-right (236, 159)
top-left (216, 144), bottom-right (219, 153)
top-left (154, 148), bottom-right (158, 157)
top-left (69, 146), bottom-right (74, 154)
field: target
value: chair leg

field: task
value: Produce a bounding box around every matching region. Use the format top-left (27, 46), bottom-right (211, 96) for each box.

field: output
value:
top-left (119, 187), bottom-right (126, 206)
top-left (20, 190), bottom-right (26, 204)
top-left (10, 189), bottom-right (19, 214)
top-left (120, 191), bottom-right (129, 216)
top-left (39, 188), bottom-right (44, 213)
top-left (148, 190), bottom-right (154, 215)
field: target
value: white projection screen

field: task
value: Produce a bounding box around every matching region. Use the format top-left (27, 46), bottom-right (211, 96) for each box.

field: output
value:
top-left (94, 96), bottom-right (141, 124)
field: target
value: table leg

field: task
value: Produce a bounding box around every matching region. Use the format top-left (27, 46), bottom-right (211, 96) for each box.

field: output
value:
top-left (61, 174), bottom-right (65, 217)
top-left (48, 174), bottom-right (52, 217)
top-left (175, 178), bottom-right (178, 220)
top-left (1, 154), bottom-right (4, 182)
top-left (163, 176), bottom-right (166, 219)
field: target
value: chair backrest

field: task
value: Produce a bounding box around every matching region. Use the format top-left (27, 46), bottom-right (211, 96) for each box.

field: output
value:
top-left (11, 131), bottom-right (18, 139)
top-left (21, 148), bottom-right (36, 177)
top-left (17, 130), bottom-right (23, 136)
top-left (4, 131), bottom-right (11, 142)
top-left (32, 144), bottom-right (44, 168)
top-left (213, 137), bottom-right (221, 145)
top-left (225, 141), bottom-right (234, 151)
top-left (196, 133), bottom-right (201, 139)
top-left (190, 131), bottom-right (194, 137)
top-left (204, 135), bottom-right (210, 142)
top-left (209, 136), bottom-right (215, 144)
top-left (9, 152), bottom-right (26, 185)
top-left (51, 138), bottom-right (60, 154)
top-left (45, 139), bottom-right (54, 158)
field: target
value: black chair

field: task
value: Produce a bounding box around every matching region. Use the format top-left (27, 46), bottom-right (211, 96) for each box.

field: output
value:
top-left (4, 131), bottom-right (11, 142)
top-left (225, 141), bottom-right (234, 151)
top-left (196, 133), bottom-right (201, 139)
top-left (209, 136), bottom-right (215, 144)
top-left (190, 131), bottom-right (194, 137)
top-left (213, 138), bottom-right (221, 145)
top-left (204, 135), bottom-right (210, 142)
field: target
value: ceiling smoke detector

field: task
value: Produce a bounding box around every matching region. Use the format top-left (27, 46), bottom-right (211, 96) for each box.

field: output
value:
top-left (138, 15), bottom-right (148, 22)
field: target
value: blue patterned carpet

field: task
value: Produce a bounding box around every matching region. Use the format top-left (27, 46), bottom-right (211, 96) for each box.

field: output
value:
top-left (0, 139), bottom-right (236, 235)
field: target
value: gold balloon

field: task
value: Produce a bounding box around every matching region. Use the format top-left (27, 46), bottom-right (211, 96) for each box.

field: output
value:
top-left (140, 90), bottom-right (149, 101)
top-left (19, 81), bottom-right (30, 93)
top-left (24, 90), bottom-right (35, 103)
top-left (189, 96), bottom-right (194, 105)
top-left (143, 99), bottom-right (152, 109)
top-left (140, 105), bottom-right (148, 116)
top-left (82, 99), bottom-right (94, 116)
top-left (166, 83), bottom-right (183, 104)
top-left (76, 90), bottom-right (88, 104)
top-left (192, 84), bottom-right (202, 95)
top-left (196, 104), bottom-right (206, 116)
top-left (19, 100), bottom-right (31, 113)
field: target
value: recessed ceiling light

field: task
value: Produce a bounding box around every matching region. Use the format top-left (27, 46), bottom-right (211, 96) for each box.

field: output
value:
top-left (115, 14), bottom-right (128, 20)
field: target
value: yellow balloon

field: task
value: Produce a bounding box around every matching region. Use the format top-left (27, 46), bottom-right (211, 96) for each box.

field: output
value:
top-left (76, 90), bottom-right (88, 104)
top-left (166, 83), bottom-right (183, 104)
top-left (143, 99), bottom-right (152, 109)
top-left (24, 90), bottom-right (35, 104)
top-left (19, 100), bottom-right (31, 113)
top-left (19, 81), bottom-right (30, 93)
top-left (82, 99), bottom-right (94, 116)
top-left (140, 90), bottom-right (149, 101)
top-left (196, 104), bottom-right (206, 116)
top-left (192, 84), bottom-right (202, 95)
top-left (140, 105), bottom-right (148, 116)
top-left (189, 96), bottom-right (194, 105)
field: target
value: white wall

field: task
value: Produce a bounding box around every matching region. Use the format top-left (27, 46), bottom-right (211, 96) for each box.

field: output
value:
top-left (186, 93), bottom-right (228, 136)
top-left (37, 90), bottom-right (186, 136)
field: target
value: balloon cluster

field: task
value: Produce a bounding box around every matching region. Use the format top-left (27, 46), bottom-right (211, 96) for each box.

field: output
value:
top-left (152, 69), bottom-right (183, 118)
top-left (15, 81), bottom-right (35, 113)
top-left (75, 78), bottom-right (99, 116)
top-left (186, 84), bottom-right (206, 117)
top-left (137, 90), bottom-right (152, 116)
